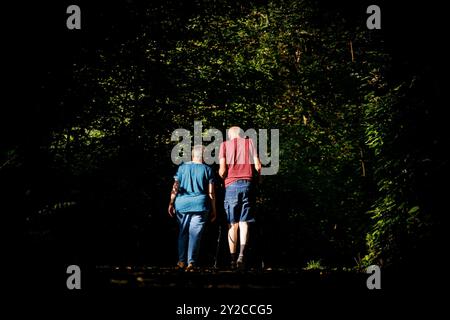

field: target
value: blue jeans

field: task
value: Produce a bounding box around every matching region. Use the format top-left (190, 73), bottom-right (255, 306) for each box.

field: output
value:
top-left (224, 180), bottom-right (255, 223)
top-left (176, 211), bottom-right (207, 265)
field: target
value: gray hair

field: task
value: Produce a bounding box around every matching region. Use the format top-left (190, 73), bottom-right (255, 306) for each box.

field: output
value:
top-left (227, 126), bottom-right (243, 139)
top-left (192, 145), bottom-right (204, 160)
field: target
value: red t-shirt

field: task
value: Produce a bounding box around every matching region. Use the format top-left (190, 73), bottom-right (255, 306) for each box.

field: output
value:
top-left (219, 137), bottom-right (257, 188)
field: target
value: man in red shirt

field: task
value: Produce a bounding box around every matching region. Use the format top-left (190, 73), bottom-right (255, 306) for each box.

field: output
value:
top-left (219, 126), bottom-right (261, 269)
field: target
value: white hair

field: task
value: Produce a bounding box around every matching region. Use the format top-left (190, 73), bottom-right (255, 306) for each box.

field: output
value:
top-left (228, 126), bottom-right (243, 139)
top-left (192, 145), bottom-right (204, 160)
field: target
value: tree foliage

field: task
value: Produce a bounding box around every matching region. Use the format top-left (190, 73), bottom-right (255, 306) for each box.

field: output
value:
top-left (10, 0), bottom-right (443, 269)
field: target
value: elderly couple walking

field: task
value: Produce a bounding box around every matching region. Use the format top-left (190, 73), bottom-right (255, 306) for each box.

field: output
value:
top-left (168, 126), bottom-right (261, 271)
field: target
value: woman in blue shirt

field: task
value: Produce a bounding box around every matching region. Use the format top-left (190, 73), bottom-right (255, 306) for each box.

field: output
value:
top-left (168, 145), bottom-right (216, 271)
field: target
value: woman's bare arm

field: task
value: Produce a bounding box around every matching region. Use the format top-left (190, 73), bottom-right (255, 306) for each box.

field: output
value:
top-left (168, 180), bottom-right (179, 217)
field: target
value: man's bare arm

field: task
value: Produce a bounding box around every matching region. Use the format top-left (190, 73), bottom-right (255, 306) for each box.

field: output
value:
top-left (254, 155), bottom-right (262, 174)
top-left (219, 157), bottom-right (227, 179)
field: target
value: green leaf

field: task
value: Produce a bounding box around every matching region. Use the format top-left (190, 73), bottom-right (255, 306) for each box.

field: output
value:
top-left (408, 206), bottom-right (420, 215)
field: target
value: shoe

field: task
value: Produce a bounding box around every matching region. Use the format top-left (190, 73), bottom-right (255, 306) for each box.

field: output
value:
top-left (185, 263), bottom-right (196, 272)
top-left (236, 257), bottom-right (245, 270)
top-left (230, 260), bottom-right (237, 270)
top-left (175, 261), bottom-right (186, 270)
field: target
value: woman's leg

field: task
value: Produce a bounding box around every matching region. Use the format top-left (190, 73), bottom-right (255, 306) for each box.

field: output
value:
top-left (177, 211), bottom-right (191, 264)
top-left (188, 212), bottom-right (207, 265)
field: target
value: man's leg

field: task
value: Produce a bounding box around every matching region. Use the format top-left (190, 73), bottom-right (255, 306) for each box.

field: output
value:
top-left (228, 222), bottom-right (239, 266)
top-left (237, 181), bottom-right (254, 268)
top-left (224, 183), bottom-right (240, 268)
top-left (187, 212), bottom-right (207, 266)
top-left (238, 221), bottom-right (248, 265)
